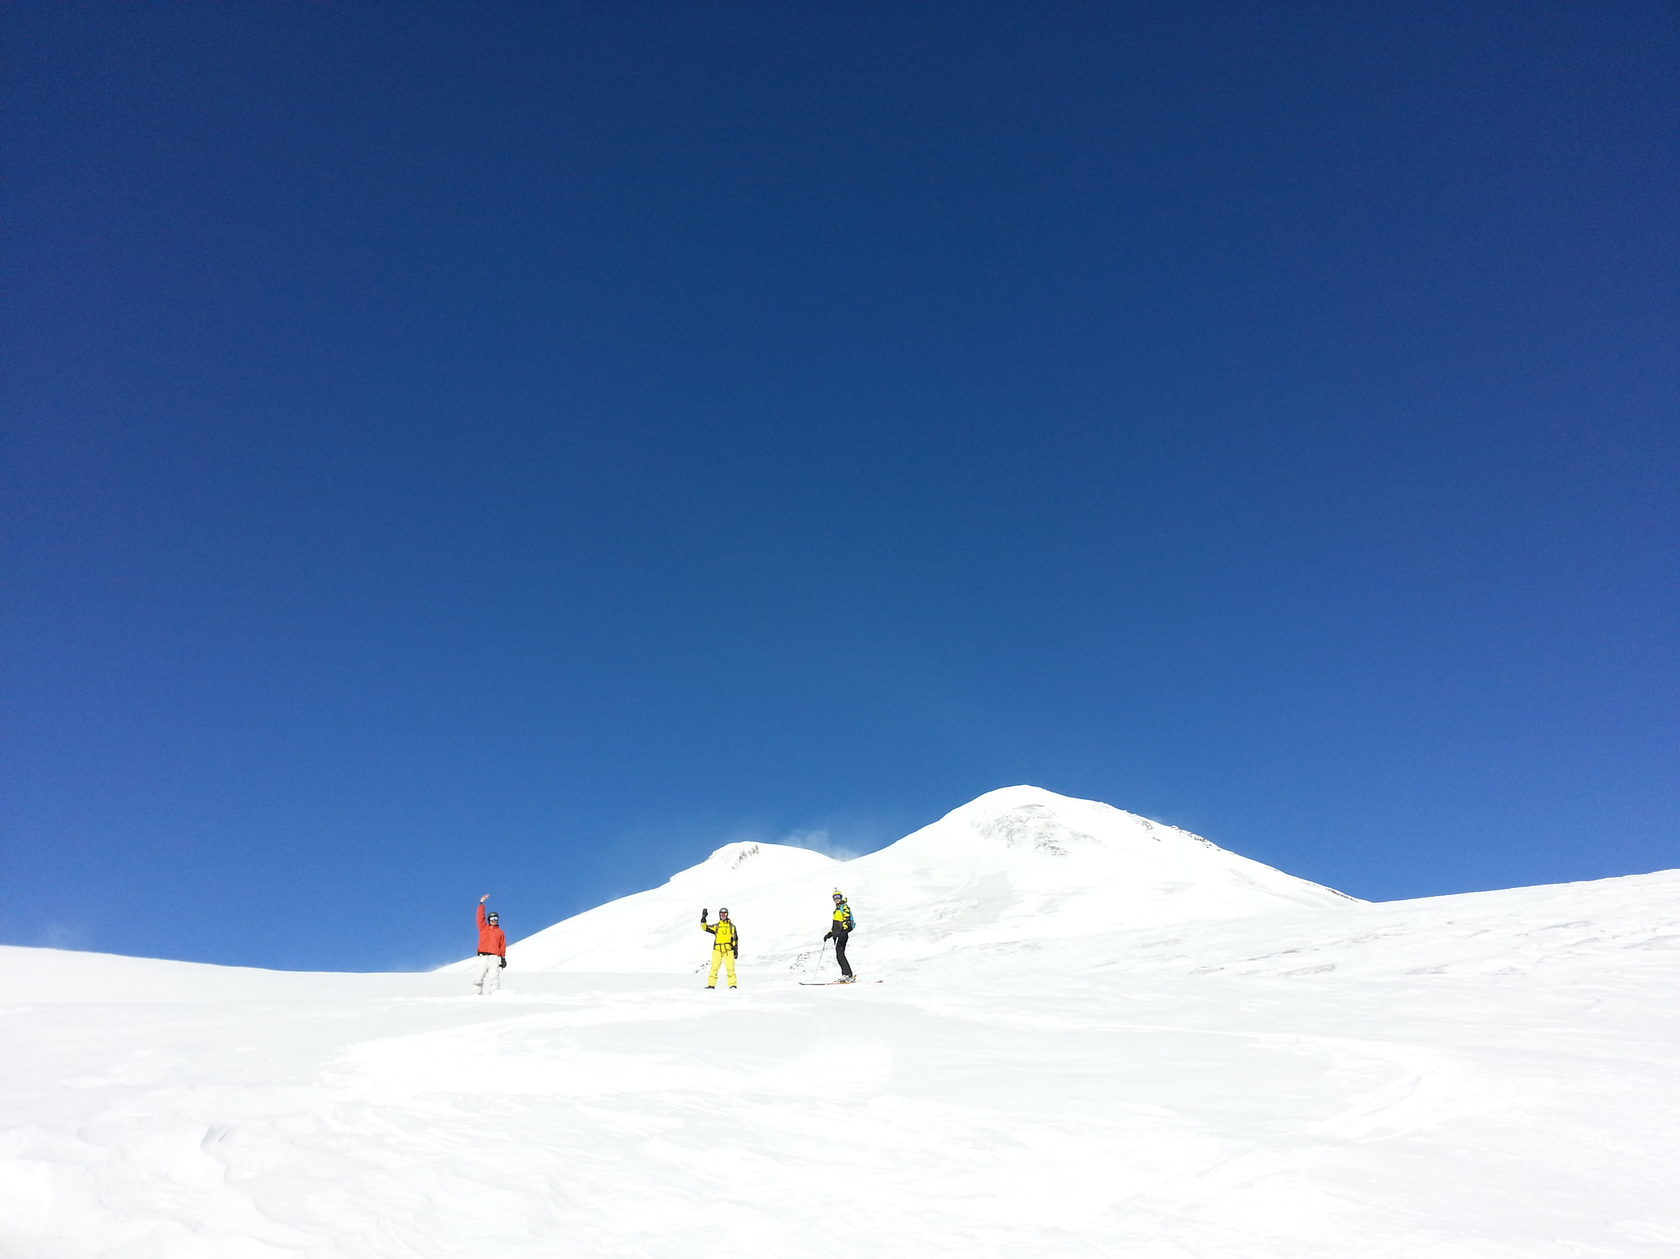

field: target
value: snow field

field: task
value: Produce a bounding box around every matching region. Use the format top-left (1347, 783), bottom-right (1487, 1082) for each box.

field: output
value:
top-left (5, 869), bottom-right (1680, 1257)
top-left (5, 788), bottom-right (1677, 1257)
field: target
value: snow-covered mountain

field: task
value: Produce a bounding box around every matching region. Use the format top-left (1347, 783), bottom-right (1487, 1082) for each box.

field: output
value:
top-left (506, 786), bottom-right (1356, 976)
top-left (506, 838), bottom-right (837, 972)
top-left (6, 788), bottom-right (1679, 1258)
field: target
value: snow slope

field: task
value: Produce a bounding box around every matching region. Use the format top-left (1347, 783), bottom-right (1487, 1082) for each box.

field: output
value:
top-left (505, 839), bottom-right (838, 973)
top-left (5, 789), bottom-right (1679, 1258)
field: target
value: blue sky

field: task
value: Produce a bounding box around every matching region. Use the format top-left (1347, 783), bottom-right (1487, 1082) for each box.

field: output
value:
top-left (4, 3), bottom-right (1675, 971)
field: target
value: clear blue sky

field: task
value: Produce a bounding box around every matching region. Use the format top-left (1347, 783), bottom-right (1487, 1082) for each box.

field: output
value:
top-left (4, 3), bottom-right (1675, 971)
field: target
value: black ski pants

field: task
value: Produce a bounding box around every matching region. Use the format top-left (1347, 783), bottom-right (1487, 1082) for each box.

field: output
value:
top-left (834, 929), bottom-right (852, 978)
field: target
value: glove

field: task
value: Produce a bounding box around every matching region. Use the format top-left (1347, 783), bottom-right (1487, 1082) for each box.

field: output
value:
top-left (499, 957), bottom-right (507, 969)
top-left (480, 894), bottom-right (489, 904)
top-left (822, 932), bottom-right (833, 942)
top-left (701, 908), bottom-right (708, 922)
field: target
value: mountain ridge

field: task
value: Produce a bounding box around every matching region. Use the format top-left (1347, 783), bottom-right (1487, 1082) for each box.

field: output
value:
top-left (502, 785), bottom-right (1357, 974)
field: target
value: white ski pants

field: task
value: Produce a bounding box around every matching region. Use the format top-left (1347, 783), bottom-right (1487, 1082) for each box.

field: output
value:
top-left (474, 953), bottom-right (502, 995)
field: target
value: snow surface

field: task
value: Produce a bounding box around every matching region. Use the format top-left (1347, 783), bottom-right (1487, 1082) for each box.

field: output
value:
top-left (6, 787), bottom-right (1679, 1257)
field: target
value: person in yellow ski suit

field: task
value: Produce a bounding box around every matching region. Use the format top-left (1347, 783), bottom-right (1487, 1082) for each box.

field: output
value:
top-left (700, 907), bottom-right (739, 988)
top-left (823, 890), bottom-right (855, 982)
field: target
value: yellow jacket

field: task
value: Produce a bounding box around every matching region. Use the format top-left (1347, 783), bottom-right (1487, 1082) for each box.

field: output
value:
top-left (704, 920), bottom-right (739, 950)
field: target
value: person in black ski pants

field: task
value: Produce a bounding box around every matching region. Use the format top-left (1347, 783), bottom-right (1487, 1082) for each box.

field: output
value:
top-left (822, 891), bottom-right (855, 982)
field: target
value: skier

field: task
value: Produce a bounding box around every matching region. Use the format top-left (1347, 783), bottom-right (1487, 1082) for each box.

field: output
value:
top-left (474, 893), bottom-right (506, 995)
top-left (700, 907), bottom-right (739, 989)
top-left (822, 890), bottom-right (855, 982)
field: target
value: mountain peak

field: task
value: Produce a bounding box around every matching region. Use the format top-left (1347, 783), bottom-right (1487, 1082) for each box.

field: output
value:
top-left (927, 784), bottom-right (1216, 859)
top-left (958, 785), bottom-right (1129, 854)
top-left (504, 788), bottom-right (1355, 973)
top-left (667, 840), bottom-right (836, 890)
top-left (703, 841), bottom-right (772, 870)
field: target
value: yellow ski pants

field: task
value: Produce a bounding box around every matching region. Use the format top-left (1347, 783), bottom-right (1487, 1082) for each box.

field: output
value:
top-left (708, 945), bottom-right (737, 987)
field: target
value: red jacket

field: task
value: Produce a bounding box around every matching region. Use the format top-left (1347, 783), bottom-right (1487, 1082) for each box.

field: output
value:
top-left (477, 903), bottom-right (506, 956)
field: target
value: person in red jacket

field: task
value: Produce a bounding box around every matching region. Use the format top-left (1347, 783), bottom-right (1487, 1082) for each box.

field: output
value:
top-left (474, 893), bottom-right (507, 995)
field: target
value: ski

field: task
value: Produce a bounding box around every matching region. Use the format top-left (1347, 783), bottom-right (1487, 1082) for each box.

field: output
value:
top-left (798, 978), bottom-right (881, 985)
